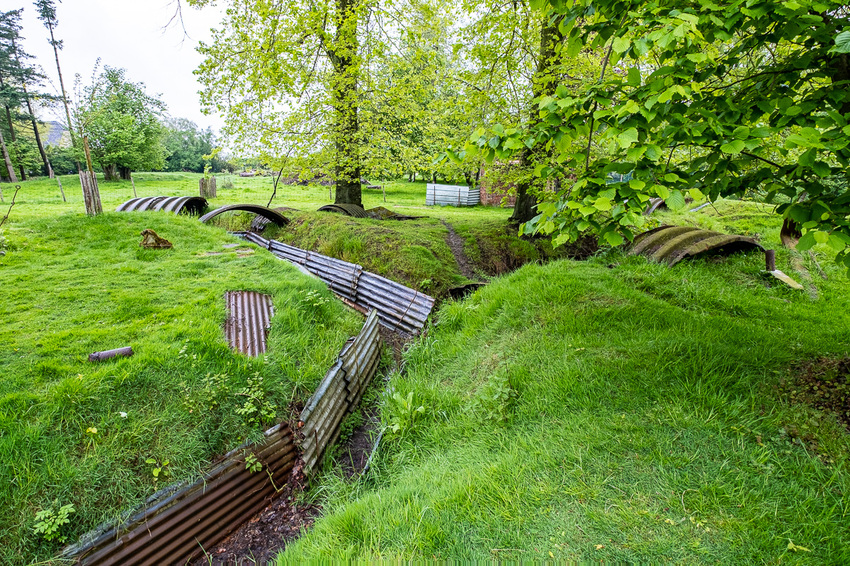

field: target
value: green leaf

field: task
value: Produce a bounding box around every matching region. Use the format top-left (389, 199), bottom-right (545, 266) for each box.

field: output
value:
top-left (627, 67), bottom-right (641, 86)
top-left (796, 231), bottom-right (817, 251)
top-left (833, 31), bottom-right (850, 54)
top-left (617, 128), bottom-right (639, 148)
top-left (665, 190), bottom-right (686, 210)
top-left (629, 179), bottom-right (646, 191)
top-left (720, 139), bottom-right (746, 154)
top-left (603, 231), bottom-right (625, 247)
top-left (612, 37), bottom-right (631, 53)
top-left (812, 161), bottom-right (831, 177)
top-left (651, 184), bottom-right (669, 199)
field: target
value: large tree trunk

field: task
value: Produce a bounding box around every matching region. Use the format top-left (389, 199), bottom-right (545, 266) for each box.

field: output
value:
top-left (118, 166), bottom-right (132, 180)
top-left (103, 164), bottom-right (118, 181)
top-left (510, 17), bottom-right (563, 225)
top-left (0, 127), bottom-right (18, 183)
top-left (329, 0), bottom-right (362, 206)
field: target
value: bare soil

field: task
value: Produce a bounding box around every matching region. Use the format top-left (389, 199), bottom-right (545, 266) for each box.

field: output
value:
top-left (190, 457), bottom-right (319, 566)
top-left (785, 357), bottom-right (850, 431)
top-left (440, 219), bottom-right (480, 281)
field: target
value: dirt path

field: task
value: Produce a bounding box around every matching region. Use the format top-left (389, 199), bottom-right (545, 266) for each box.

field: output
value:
top-left (440, 220), bottom-right (479, 281)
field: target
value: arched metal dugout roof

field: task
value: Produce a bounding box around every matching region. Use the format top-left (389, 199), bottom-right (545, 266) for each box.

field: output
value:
top-left (116, 196), bottom-right (208, 216)
top-left (630, 225), bottom-right (764, 266)
top-left (318, 203), bottom-right (369, 218)
top-left (199, 204), bottom-right (290, 226)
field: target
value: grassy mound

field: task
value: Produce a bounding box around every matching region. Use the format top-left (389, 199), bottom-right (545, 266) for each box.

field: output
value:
top-left (279, 208), bottom-right (850, 563)
top-left (0, 210), bottom-right (360, 564)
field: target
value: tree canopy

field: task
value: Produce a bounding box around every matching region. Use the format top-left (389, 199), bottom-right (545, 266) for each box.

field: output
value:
top-left (469, 0), bottom-right (850, 273)
top-left (74, 66), bottom-right (168, 180)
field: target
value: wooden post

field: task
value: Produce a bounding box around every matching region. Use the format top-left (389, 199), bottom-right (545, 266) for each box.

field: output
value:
top-left (383, 184), bottom-right (386, 203)
top-left (130, 174), bottom-right (137, 197)
top-left (765, 249), bottom-right (776, 271)
top-left (57, 178), bottom-right (66, 202)
top-left (80, 136), bottom-right (103, 216)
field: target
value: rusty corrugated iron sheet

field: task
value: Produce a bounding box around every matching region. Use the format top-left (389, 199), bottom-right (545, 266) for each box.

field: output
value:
top-left (63, 424), bottom-right (296, 565)
top-left (318, 203), bottom-right (369, 218)
top-left (224, 291), bottom-right (274, 356)
top-left (199, 204), bottom-right (289, 226)
top-left (241, 232), bottom-right (435, 335)
top-left (299, 310), bottom-right (382, 474)
top-left (116, 196), bottom-right (208, 216)
top-left (630, 225), bottom-right (765, 266)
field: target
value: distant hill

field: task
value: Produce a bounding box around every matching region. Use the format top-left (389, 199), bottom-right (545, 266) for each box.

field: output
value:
top-left (44, 121), bottom-right (70, 147)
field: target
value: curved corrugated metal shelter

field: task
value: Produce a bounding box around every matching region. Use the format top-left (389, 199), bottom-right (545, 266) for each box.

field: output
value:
top-left (318, 203), bottom-right (369, 218)
top-left (116, 196), bottom-right (208, 216)
top-left (199, 204), bottom-right (289, 226)
top-left (630, 225), bottom-right (764, 266)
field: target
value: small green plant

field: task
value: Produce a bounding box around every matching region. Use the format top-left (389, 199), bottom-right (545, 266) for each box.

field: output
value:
top-left (181, 372), bottom-right (231, 415)
top-left (244, 452), bottom-right (263, 473)
top-left (235, 373), bottom-right (276, 427)
top-left (470, 372), bottom-right (517, 424)
top-left (383, 390), bottom-right (426, 439)
top-left (33, 503), bottom-right (75, 543)
top-left (300, 289), bottom-right (330, 309)
top-left (419, 278), bottom-right (433, 291)
top-left (338, 409), bottom-right (364, 443)
top-left (145, 458), bottom-right (170, 484)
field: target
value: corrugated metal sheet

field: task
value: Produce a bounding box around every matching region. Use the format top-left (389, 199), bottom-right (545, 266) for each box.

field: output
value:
top-left (64, 424), bottom-right (296, 565)
top-left (299, 311), bottom-right (382, 474)
top-left (199, 204), bottom-right (289, 226)
top-left (240, 232), bottom-right (434, 336)
top-left (630, 225), bottom-right (765, 266)
top-left (224, 291), bottom-right (274, 356)
top-left (318, 203), bottom-right (369, 218)
top-left (116, 196), bottom-right (208, 216)
top-left (426, 183), bottom-right (480, 207)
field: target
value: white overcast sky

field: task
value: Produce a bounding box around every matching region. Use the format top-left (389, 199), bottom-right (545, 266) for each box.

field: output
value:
top-left (17, 0), bottom-right (226, 131)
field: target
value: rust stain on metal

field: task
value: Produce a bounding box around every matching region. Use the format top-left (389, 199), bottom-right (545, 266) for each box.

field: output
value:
top-left (66, 424), bottom-right (296, 566)
top-left (116, 196), bottom-right (208, 216)
top-left (199, 204), bottom-right (290, 226)
top-left (224, 291), bottom-right (274, 356)
top-left (630, 225), bottom-right (765, 266)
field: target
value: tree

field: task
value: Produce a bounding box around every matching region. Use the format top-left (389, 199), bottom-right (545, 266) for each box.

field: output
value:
top-left (163, 117), bottom-right (218, 172)
top-left (35, 0), bottom-right (75, 154)
top-left (188, 0), bottom-right (365, 205)
top-left (74, 66), bottom-right (168, 180)
top-left (476, 0), bottom-right (850, 274)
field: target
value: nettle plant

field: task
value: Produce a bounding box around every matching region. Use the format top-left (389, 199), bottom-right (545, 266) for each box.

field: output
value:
top-left (463, 0), bottom-right (850, 274)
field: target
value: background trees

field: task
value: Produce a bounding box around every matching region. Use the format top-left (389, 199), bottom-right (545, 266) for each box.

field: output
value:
top-left (163, 117), bottom-right (220, 173)
top-left (74, 66), bottom-right (168, 180)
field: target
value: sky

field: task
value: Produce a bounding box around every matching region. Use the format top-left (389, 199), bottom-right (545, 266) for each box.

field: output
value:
top-left (16, 0), bottom-right (226, 132)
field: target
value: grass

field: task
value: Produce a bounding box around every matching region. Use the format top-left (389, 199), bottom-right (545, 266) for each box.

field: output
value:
top-left (278, 205), bottom-right (850, 563)
top-left (0, 174), bottom-right (365, 564)
top-left (5, 172), bottom-right (572, 299)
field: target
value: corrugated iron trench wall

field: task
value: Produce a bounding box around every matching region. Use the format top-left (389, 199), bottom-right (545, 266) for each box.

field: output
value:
top-left (299, 310), bottom-right (383, 473)
top-left (240, 232), bottom-right (435, 336)
top-left (67, 425), bottom-right (297, 565)
top-left (65, 313), bottom-right (384, 565)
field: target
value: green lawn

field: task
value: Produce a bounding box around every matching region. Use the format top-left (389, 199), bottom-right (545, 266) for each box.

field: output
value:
top-left (279, 205), bottom-right (850, 564)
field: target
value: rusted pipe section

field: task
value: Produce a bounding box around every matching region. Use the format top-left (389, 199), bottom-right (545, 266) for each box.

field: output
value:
top-left (765, 249), bottom-right (776, 272)
top-left (88, 347), bottom-right (134, 362)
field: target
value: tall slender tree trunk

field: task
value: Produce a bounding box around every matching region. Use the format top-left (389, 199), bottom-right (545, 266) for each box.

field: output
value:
top-left (23, 88), bottom-right (53, 178)
top-left (329, 0), bottom-right (362, 206)
top-left (11, 40), bottom-right (54, 179)
top-left (1, 94), bottom-right (25, 181)
top-left (0, 127), bottom-right (18, 183)
top-left (48, 22), bottom-right (76, 151)
top-left (510, 16), bottom-right (564, 225)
